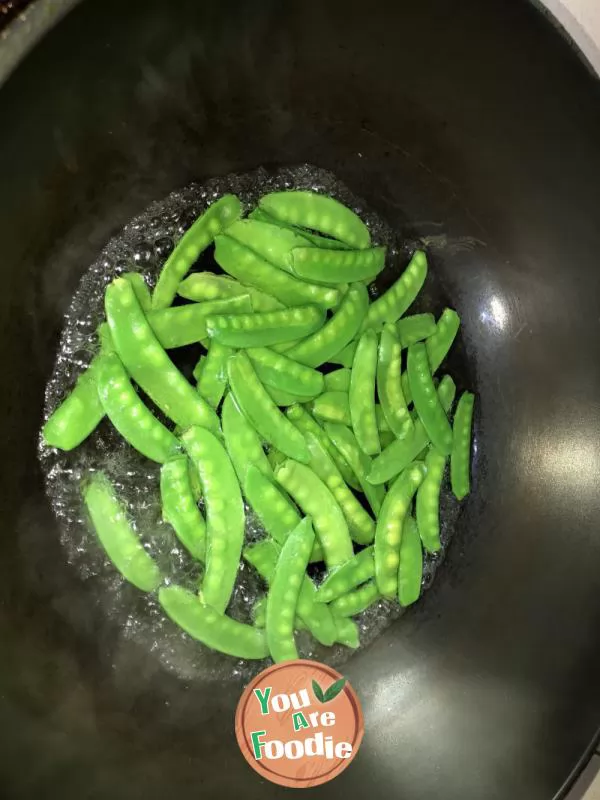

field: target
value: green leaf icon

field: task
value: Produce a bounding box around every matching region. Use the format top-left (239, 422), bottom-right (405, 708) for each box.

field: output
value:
top-left (323, 677), bottom-right (347, 702)
top-left (312, 679), bottom-right (325, 703)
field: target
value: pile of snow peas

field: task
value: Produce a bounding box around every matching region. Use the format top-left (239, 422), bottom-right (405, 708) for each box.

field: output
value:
top-left (42, 190), bottom-right (475, 664)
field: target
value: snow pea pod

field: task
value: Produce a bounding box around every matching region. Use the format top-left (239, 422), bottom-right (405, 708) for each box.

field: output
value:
top-left (312, 391), bottom-right (352, 426)
top-left (407, 342), bottom-right (453, 456)
top-left (122, 272), bottom-right (151, 310)
top-left (205, 304), bottom-right (325, 348)
top-left (249, 207), bottom-right (351, 250)
top-left (221, 394), bottom-right (272, 486)
top-left (247, 347), bottom-right (324, 398)
top-left (152, 194), bottom-right (242, 309)
top-left (243, 537), bottom-right (337, 646)
top-left (275, 459), bottom-right (353, 569)
top-left (333, 616), bottom-right (360, 648)
top-left (396, 313), bottom-right (436, 347)
top-left (159, 585), bottom-right (268, 660)
top-left (350, 329), bottom-right (381, 455)
top-left (83, 472), bottom-right (161, 591)
top-left (361, 250), bottom-right (427, 332)
top-left (331, 580), bottom-right (380, 617)
top-left (398, 514), bottom-right (423, 606)
top-left (243, 465), bottom-right (301, 545)
top-left (285, 283), bottom-right (368, 368)
top-left (286, 405), bottom-right (360, 492)
top-left (377, 323), bottom-right (413, 438)
top-left (323, 422), bottom-right (385, 515)
top-left (105, 279), bottom-right (220, 433)
top-left (266, 386), bottom-right (319, 407)
top-left (416, 446), bottom-right (447, 554)
top-left (259, 191), bottom-right (371, 250)
top-left (181, 426), bottom-right (244, 613)
top-left (317, 545), bottom-right (375, 603)
top-left (426, 308), bottom-right (460, 373)
top-left (328, 340), bottom-right (357, 368)
top-left (267, 517), bottom-right (315, 662)
top-left (374, 463), bottom-right (426, 598)
top-left (227, 352), bottom-right (309, 462)
top-left (196, 341), bottom-right (231, 410)
top-left (227, 218), bottom-right (311, 274)
top-left (97, 352), bottom-right (180, 463)
top-left (214, 235), bottom-right (339, 310)
top-left (304, 432), bottom-right (375, 546)
top-left (42, 324), bottom-right (112, 451)
top-left (160, 457), bottom-right (206, 561)
top-left (148, 295), bottom-right (252, 349)
top-left (367, 375), bottom-right (456, 485)
top-left (252, 595), bottom-right (267, 628)
top-left (291, 246), bottom-right (386, 284)
top-left (178, 271), bottom-right (285, 312)
top-left (324, 368), bottom-right (351, 392)
top-left (451, 391), bottom-right (475, 500)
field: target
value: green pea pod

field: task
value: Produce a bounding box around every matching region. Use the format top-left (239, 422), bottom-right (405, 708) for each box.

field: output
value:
top-left (249, 207), bottom-right (352, 250)
top-left (324, 368), bottom-right (351, 392)
top-left (122, 272), bottom-right (151, 310)
top-left (275, 459), bottom-right (353, 569)
top-left (178, 271), bottom-right (285, 312)
top-left (252, 595), bottom-right (267, 628)
top-left (159, 585), bottom-right (268, 660)
top-left (227, 351), bottom-right (309, 463)
top-left (267, 517), bottom-right (316, 662)
top-left (205, 304), bottom-right (325, 348)
top-left (375, 404), bottom-right (391, 433)
top-left (396, 313), bottom-right (436, 347)
top-left (259, 191), bottom-right (371, 250)
top-left (160, 457), bottom-right (206, 561)
top-left (83, 472), bottom-right (161, 592)
top-left (367, 375), bottom-right (456, 485)
top-left (226, 218), bottom-right (312, 274)
top-left (328, 340), bottom-right (358, 368)
top-left (333, 616), bottom-right (360, 648)
top-left (398, 514), bottom-right (423, 606)
top-left (266, 385), bottom-right (319, 407)
top-left (221, 393), bottom-right (272, 486)
top-left (247, 347), bottom-right (324, 398)
top-left (196, 341), bottom-right (231, 410)
top-left (290, 246), bottom-right (386, 284)
top-left (407, 342), bottom-right (453, 456)
top-left (451, 391), bottom-right (475, 500)
top-left (105, 278), bottom-right (220, 433)
top-left (361, 250), bottom-right (427, 332)
top-left (331, 580), bottom-right (380, 616)
top-left (304, 432), bottom-right (375, 546)
top-left (317, 545), bottom-right (375, 603)
top-left (285, 283), bottom-right (368, 368)
top-left (243, 537), bottom-right (337, 646)
top-left (286, 405), bottom-right (361, 492)
top-left (323, 422), bottom-right (385, 515)
top-left (374, 463), bottom-right (426, 598)
top-left (96, 352), bottom-right (180, 463)
top-left (350, 330), bottom-right (381, 456)
top-left (377, 324), bottom-right (413, 438)
top-left (312, 391), bottom-right (352, 426)
top-left (214, 235), bottom-right (340, 310)
top-left (181, 426), bottom-right (244, 613)
top-left (42, 324), bottom-right (113, 451)
top-left (243, 464), bottom-right (300, 545)
top-left (152, 194), bottom-right (242, 309)
top-left (415, 446), bottom-right (447, 553)
top-left (426, 308), bottom-right (461, 373)
top-left (147, 295), bottom-right (252, 349)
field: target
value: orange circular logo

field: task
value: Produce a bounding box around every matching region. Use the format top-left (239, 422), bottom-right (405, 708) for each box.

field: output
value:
top-left (235, 659), bottom-right (364, 788)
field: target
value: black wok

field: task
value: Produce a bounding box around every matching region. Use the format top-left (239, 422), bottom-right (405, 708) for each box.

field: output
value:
top-left (0, 0), bottom-right (598, 798)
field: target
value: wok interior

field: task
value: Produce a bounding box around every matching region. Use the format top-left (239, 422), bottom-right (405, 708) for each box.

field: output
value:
top-left (0, 0), bottom-right (598, 798)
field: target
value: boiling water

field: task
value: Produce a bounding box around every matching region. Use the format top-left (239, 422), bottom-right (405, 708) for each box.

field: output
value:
top-left (38, 165), bottom-right (460, 684)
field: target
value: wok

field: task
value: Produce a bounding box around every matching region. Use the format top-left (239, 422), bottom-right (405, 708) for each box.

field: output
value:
top-left (0, 0), bottom-right (599, 798)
